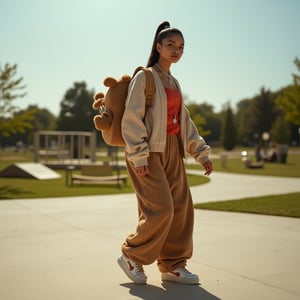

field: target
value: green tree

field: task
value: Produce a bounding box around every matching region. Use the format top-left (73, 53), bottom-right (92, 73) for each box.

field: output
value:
top-left (0, 63), bottom-right (35, 138)
top-left (187, 102), bottom-right (210, 137)
top-left (246, 87), bottom-right (279, 144)
top-left (1, 105), bottom-right (56, 146)
top-left (187, 102), bottom-right (221, 142)
top-left (30, 105), bottom-right (56, 131)
top-left (276, 57), bottom-right (300, 126)
top-left (221, 103), bottom-right (237, 150)
top-left (271, 115), bottom-right (291, 144)
top-left (21, 105), bottom-right (56, 145)
top-left (57, 82), bottom-right (95, 131)
top-left (235, 98), bottom-right (253, 145)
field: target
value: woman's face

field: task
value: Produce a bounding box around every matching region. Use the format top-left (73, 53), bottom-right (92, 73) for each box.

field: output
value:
top-left (157, 34), bottom-right (184, 64)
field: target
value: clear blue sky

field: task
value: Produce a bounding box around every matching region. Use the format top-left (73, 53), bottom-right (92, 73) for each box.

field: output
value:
top-left (1, 0), bottom-right (299, 116)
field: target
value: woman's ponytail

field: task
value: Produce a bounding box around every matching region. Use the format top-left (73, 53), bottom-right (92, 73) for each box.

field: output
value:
top-left (146, 21), bottom-right (170, 67)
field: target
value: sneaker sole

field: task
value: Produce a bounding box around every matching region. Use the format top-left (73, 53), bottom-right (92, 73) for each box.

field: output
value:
top-left (161, 273), bottom-right (199, 285)
top-left (117, 256), bottom-right (147, 285)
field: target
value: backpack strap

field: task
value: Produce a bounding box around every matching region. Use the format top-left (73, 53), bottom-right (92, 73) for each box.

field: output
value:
top-left (143, 68), bottom-right (156, 107)
top-left (132, 66), bottom-right (156, 107)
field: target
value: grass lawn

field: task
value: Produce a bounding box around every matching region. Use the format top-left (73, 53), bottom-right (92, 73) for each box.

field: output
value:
top-left (0, 168), bottom-right (209, 199)
top-left (194, 192), bottom-right (300, 218)
top-left (187, 150), bottom-right (300, 177)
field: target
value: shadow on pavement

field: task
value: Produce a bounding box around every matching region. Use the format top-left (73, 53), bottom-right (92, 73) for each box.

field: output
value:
top-left (120, 282), bottom-right (221, 300)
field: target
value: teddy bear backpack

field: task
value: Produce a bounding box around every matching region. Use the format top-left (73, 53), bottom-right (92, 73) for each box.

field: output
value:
top-left (92, 66), bottom-right (156, 147)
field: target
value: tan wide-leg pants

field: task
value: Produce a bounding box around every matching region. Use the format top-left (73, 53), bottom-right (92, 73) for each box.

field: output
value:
top-left (122, 135), bottom-right (194, 273)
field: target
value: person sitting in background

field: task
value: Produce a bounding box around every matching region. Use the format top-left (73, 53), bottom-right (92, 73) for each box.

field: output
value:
top-left (255, 146), bottom-right (263, 162)
top-left (265, 144), bottom-right (278, 162)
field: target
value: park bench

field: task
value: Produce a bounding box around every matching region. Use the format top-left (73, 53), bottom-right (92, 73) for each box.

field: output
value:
top-left (67, 165), bottom-right (128, 187)
top-left (39, 149), bottom-right (70, 159)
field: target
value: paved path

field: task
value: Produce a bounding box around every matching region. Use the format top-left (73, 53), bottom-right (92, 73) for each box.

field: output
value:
top-left (188, 170), bottom-right (300, 203)
top-left (0, 172), bottom-right (299, 299)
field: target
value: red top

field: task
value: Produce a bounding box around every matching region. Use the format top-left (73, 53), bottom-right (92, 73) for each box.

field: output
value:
top-left (165, 88), bottom-right (182, 135)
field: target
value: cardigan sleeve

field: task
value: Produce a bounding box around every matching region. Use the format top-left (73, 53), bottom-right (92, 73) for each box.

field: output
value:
top-left (183, 106), bottom-right (211, 164)
top-left (121, 71), bottom-right (149, 167)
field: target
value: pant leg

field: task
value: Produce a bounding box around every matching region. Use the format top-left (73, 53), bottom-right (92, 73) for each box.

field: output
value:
top-left (122, 136), bottom-right (194, 270)
top-left (122, 150), bottom-right (174, 266)
top-left (157, 137), bottom-right (194, 272)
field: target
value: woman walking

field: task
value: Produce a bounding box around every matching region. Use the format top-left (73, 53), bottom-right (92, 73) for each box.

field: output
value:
top-left (118, 21), bottom-right (213, 285)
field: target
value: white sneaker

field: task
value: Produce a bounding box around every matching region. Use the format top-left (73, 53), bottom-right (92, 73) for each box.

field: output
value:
top-left (161, 267), bottom-right (199, 285)
top-left (117, 254), bottom-right (147, 284)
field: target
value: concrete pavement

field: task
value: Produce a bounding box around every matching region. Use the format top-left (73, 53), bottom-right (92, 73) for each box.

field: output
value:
top-left (188, 170), bottom-right (300, 203)
top-left (0, 171), bottom-right (300, 299)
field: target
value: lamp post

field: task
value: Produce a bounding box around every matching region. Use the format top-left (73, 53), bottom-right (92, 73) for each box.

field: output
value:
top-left (262, 132), bottom-right (270, 157)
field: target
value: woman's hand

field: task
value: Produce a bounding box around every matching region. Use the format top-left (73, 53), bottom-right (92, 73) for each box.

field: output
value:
top-left (134, 165), bottom-right (150, 176)
top-left (202, 160), bottom-right (213, 176)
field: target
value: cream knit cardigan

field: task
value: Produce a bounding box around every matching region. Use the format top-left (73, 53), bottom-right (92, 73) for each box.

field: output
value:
top-left (121, 67), bottom-right (211, 168)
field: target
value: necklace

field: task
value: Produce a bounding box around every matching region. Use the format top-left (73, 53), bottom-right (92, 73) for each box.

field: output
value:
top-left (155, 64), bottom-right (173, 85)
top-left (173, 90), bottom-right (180, 124)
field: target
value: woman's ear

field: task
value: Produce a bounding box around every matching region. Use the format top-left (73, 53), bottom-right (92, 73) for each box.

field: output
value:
top-left (156, 42), bottom-right (161, 53)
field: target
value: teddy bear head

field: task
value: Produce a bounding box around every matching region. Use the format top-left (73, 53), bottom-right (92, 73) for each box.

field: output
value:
top-left (93, 75), bottom-right (131, 112)
top-left (92, 74), bottom-right (131, 146)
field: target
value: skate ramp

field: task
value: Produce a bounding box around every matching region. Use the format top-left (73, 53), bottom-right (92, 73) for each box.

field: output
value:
top-left (0, 163), bottom-right (61, 180)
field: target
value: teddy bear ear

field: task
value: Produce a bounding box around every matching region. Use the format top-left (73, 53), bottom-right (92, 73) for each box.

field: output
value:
top-left (104, 77), bottom-right (117, 88)
top-left (121, 75), bottom-right (131, 83)
top-left (94, 92), bottom-right (104, 101)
